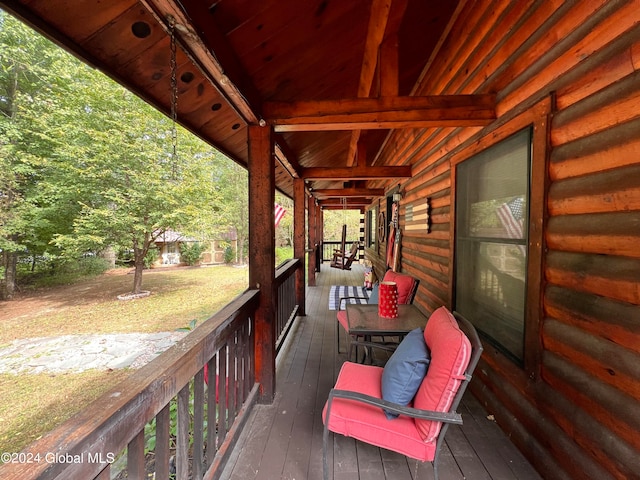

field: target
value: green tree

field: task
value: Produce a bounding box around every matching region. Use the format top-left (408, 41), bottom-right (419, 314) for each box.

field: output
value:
top-left (214, 161), bottom-right (248, 264)
top-left (51, 89), bottom-right (221, 294)
top-left (0, 11), bottom-right (77, 299)
top-left (323, 209), bottom-right (362, 241)
top-left (1, 12), bottom-right (222, 296)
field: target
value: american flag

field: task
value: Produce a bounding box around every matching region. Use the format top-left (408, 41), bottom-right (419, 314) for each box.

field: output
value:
top-left (496, 197), bottom-right (524, 240)
top-left (497, 196), bottom-right (526, 255)
top-left (274, 203), bottom-right (287, 227)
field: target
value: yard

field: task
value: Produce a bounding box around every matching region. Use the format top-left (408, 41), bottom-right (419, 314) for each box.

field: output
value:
top-left (0, 265), bottom-right (249, 453)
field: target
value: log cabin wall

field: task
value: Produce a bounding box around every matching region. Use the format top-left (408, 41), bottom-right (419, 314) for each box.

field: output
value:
top-left (364, 2), bottom-right (640, 479)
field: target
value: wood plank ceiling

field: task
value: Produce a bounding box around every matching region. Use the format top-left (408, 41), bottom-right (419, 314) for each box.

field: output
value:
top-left (1, 0), bottom-right (494, 208)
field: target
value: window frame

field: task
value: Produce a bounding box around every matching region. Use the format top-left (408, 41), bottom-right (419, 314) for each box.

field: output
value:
top-left (454, 128), bottom-right (532, 365)
top-left (450, 99), bottom-right (550, 378)
top-left (366, 206), bottom-right (377, 248)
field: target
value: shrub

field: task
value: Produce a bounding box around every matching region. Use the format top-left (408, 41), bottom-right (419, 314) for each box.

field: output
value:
top-left (224, 245), bottom-right (235, 264)
top-left (144, 248), bottom-right (158, 268)
top-left (180, 242), bottom-right (205, 266)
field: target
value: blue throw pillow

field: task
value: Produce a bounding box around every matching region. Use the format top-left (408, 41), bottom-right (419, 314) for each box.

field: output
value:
top-left (381, 328), bottom-right (431, 419)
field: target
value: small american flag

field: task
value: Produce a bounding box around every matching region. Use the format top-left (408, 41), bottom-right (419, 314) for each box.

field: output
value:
top-left (497, 197), bottom-right (524, 240)
top-left (274, 203), bottom-right (287, 227)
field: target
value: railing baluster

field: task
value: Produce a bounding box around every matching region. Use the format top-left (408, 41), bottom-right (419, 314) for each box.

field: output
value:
top-left (155, 404), bottom-right (171, 480)
top-left (247, 316), bottom-right (254, 396)
top-left (229, 333), bottom-right (238, 421)
top-left (176, 385), bottom-right (190, 479)
top-left (95, 465), bottom-right (110, 480)
top-left (218, 345), bottom-right (228, 448)
top-left (206, 353), bottom-right (218, 464)
top-left (193, 368), bottom-right (205, 479)
top-left (127, 430), bottom-right (145, 480)
top-left (238, 321), bottom-right (246, 404)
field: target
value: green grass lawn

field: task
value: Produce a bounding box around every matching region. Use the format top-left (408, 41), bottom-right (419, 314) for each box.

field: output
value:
top-left (0, 265), bottom-right (249, 453)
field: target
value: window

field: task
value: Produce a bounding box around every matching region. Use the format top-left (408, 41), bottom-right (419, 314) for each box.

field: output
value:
top-left (455, 128), bottom-right (531, 364)
top-left (367, 207), bottom-right (377, 247)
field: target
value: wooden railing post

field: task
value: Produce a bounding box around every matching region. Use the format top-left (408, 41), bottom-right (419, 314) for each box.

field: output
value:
top-left (294, 178), bottom-right (306, 315)
top-left (308, 199), bottom-right (318, 286)
top-left (248, 124), bottom-right (276, 403)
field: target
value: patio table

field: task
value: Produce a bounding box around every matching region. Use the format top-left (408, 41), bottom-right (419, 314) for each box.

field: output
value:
top-left (346, 303), bottom-right (429, 363)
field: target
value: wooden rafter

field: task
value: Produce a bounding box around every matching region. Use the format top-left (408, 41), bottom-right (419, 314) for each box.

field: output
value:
top-left (347, 0), bottom-right (408, 166)
top-left (312, 188), bottom-right (385, 198)
top-left (319, 198), bottom-right (371, 208)
top-left (302, 165), bottom-right (411, 180)
top-left (264, 95), bottom-right (496, 132)
top-left (274, 141), bottom-right (301, 179)
top-left (140, 0), bottom-right (261, 124)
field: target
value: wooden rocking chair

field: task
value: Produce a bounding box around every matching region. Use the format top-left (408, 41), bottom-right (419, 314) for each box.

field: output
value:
top-left (330, 241), bottom-right (359, 270)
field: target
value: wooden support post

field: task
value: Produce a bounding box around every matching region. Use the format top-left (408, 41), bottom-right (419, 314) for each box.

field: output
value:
top-left (319, 207), bottom-right (324, 264)
top-left (307, 200), bottom-right (317, 286)
top-left (293, 178), bottom-right (306, 315)
top-left (248, 124), bottom-right (276, 403)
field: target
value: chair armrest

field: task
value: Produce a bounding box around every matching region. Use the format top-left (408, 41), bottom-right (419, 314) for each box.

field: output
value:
top-left (349, 339), bottom-right (399, 353)
top-left (327, 388), bottom-right (463, 425)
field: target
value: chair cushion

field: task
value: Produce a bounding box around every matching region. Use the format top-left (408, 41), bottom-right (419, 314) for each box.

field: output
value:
top-left (413, 306), bottom-right (471, 442)
top-left (381, 328), bottom-right (430, 419)
top-left (382, 271), bottom-right (416, 304)
top-left (323, 362), bottom-right (437, 461)
top-left (367, 282), bottom-right (380, 304)
top-left (336, 310), bottom-right (348, 332)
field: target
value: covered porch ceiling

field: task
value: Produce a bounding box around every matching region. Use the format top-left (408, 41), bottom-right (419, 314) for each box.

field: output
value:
top-left (1, 0), bottom-right (496, 208)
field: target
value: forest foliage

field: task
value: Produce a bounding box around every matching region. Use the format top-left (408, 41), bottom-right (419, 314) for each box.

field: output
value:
top-left (0, 12), bottom-right (250, 298)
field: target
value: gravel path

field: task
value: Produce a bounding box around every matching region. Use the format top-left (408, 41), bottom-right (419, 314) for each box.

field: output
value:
top-left (0, 332), bottom-right (186, 374)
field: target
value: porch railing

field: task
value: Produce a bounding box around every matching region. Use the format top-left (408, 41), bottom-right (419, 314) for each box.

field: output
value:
top-left (0, 289), bottom-right (261, 480)
top-left (275, 258), bottom-right (300, 353)
top-left (321, 241), bottom-right (359, 263)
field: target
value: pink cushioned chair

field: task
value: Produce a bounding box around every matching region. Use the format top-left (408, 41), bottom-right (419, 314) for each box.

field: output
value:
top-left (336, 269), bottom-right (419, 357)
top-left (322, 307), bottom-right (483, 480)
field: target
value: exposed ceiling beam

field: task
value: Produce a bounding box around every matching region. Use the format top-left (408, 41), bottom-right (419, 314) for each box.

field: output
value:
top-left (312, 188), bottom-right (385, 198)
top-left (264, 95), bottom-right (496, 132)
top-left (302, 166), bottom-right (411, 180)
top-left (347, 0), bottom-right (408, 167)
top-left (318, 198), bottom-right (371, 208)
top-left (141, 0), bottom-right (260, 124)
top-left (274, 140), bottom-right (302, 179)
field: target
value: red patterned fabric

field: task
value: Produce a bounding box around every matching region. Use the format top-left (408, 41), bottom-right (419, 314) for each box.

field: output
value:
top-left (378, 281), bottom-right (398, 318)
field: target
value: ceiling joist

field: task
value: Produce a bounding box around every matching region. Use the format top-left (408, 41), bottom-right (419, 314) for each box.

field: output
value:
top-left (312, 187), bottom-right (385, 198)
top-left (264, 94), bottom-right (496, 132)
top-left (302, 165), bottom-right (411, 180)
top-left (319, 198), bottom-right (371, 208)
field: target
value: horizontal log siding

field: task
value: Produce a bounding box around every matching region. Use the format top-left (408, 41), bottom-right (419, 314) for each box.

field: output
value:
top-left (366, 1), bottom-right (640, 479)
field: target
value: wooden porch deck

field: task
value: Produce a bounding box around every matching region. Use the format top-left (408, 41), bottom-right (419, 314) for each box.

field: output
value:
top-left (221, 263), bottom-right (543, 480)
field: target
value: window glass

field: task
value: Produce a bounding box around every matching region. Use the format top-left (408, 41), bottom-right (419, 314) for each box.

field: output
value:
top-left (368, 208), bottom-right (377, 247)
top-left (455, 128), bottom-right (531, 363)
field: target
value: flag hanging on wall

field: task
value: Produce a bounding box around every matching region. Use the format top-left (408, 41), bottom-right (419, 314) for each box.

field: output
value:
top-left (274, 203), bottom-right (287, 227)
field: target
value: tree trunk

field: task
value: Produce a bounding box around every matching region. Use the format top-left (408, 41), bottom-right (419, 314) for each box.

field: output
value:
top-left (1, 250), bottom-right (18, 300)
top-left (132, 255), bottom-right (144, 294)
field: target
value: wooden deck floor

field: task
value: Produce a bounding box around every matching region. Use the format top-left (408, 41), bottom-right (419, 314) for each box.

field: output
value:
top-left (220, 263), bottom-right (542, 480)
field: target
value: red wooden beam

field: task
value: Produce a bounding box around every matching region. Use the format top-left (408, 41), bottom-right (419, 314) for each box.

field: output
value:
top-left (248, 125), bottom-right (276, 403)
top-left (264, 95), bottom-right (496, 131)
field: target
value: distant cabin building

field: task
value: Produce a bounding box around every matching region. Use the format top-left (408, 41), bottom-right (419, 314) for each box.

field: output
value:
top-left (153, 229), bottom-right (197, 266)
top-left (200, 228), bottom-right (238, 265)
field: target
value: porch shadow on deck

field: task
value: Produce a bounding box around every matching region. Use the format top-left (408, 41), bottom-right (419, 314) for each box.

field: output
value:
top-left (221, 263), bottom-right (542, 480)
